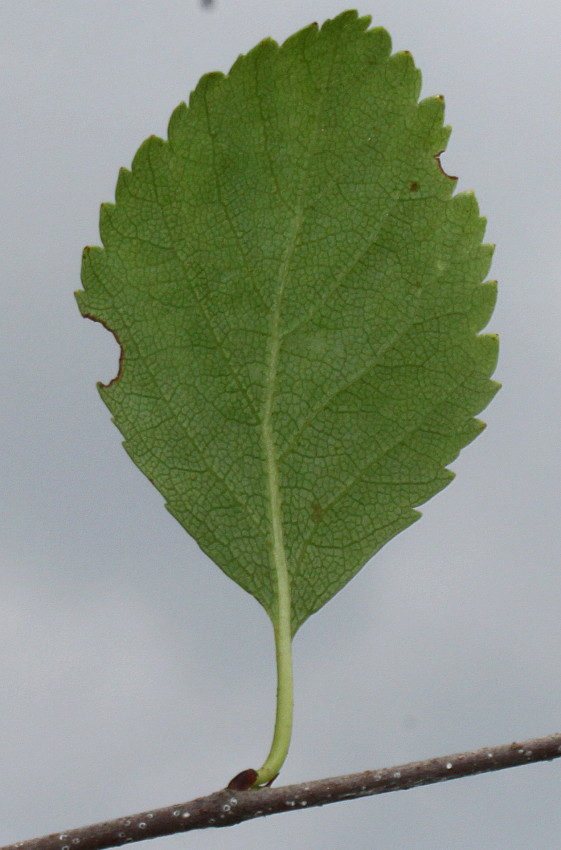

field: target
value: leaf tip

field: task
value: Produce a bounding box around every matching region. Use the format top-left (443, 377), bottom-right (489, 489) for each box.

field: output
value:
top-left (325, 9), bottom-right (372, 31)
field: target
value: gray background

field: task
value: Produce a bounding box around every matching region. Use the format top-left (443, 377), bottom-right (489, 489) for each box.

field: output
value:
top-left (1, 1), bottom-right (560, 848)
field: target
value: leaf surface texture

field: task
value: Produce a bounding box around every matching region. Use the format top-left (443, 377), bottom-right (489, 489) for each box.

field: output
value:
top-left (77, 12), bottom-right (498, 633)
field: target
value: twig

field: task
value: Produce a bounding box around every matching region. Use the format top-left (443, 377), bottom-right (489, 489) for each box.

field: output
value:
top-left (4, 732), bottom-right (561, 850)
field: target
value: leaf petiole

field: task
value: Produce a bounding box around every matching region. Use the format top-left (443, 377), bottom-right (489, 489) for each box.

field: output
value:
top-left (253, 606), bottom-right (294, 787)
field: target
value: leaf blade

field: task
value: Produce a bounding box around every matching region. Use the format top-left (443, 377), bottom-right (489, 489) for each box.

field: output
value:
top-left (77, 10), bottom-right (498, 635)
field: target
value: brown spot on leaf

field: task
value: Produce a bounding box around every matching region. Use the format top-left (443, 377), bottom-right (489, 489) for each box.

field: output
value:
top-left (409, 181), bottom-right (419, 192)
top-left (312, 501), bottom-right (323, 522)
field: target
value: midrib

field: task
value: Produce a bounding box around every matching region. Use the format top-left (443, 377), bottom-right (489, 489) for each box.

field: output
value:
top-left (263, 211), bottom-right (303, 626)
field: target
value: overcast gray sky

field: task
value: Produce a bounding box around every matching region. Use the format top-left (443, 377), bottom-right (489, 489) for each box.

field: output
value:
top-left (1, 1), bottom-right (560, 848)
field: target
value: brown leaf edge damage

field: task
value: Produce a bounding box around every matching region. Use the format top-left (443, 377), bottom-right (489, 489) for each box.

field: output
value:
top-left (434, 149), bottom-right (458, 182)
top-left (80, 304), bottom-right (165, 493)
top-left (81, 311), bottom-right (124, 390)
top-left (432, 95), bottom-right (458, 182)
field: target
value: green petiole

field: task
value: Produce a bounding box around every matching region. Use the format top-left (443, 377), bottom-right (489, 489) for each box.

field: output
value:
top-left (253, 600), bottom-right (294, 787)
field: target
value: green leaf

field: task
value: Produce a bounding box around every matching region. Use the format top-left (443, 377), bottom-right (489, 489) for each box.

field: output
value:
top-left (77, 10), bottom-right (498, 783)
